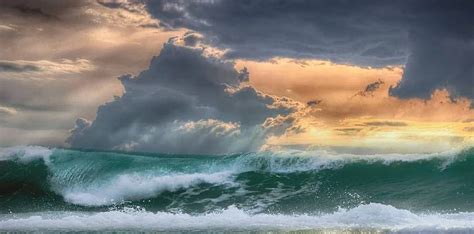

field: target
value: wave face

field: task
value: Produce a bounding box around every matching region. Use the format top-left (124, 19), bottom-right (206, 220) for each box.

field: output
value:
top-left (1, 146), bottom-right (474, 231)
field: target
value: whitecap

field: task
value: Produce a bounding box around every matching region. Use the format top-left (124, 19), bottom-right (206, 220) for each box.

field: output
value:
top-left (0, 145), bottom-right (53, 163)
top-left (1, 203), bottom-right (473, 232)
top-left (61, 171), bottom-right (237, 206)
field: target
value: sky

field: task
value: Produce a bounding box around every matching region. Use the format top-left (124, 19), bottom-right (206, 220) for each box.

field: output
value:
top-left (0, 0), bottom-right (473, 154)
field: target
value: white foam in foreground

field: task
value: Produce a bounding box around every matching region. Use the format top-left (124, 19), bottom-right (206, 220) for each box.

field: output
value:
top-left (1, 204), bottom-right (474, 232)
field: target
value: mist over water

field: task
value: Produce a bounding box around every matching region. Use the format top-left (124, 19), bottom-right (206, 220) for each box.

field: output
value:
top-left (1, 145), bottom-right (474, 232)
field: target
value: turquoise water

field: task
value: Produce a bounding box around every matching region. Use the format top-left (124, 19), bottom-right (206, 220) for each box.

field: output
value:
top-left (1, 146), bottom-right (473, 232)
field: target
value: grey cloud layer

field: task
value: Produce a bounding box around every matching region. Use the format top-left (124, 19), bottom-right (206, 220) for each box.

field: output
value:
top-left (68, 43), bottom-right (296, 154)
top-left (142, 0), bottom-right (474, 101)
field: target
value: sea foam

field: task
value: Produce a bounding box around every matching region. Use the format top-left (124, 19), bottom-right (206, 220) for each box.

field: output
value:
top-left (62, 171), bottom-right (237, 206)
top-left (0, 145), bottom-right (52, 163)
top-left (1, 203), bottom-right (473, 232)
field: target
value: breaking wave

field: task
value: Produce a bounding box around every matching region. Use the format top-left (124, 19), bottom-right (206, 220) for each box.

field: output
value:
top-left (1, 145), bottom-right (474, 231)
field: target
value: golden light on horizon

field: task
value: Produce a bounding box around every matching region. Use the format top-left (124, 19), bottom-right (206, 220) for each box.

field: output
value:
top-left (241, 58), bottom-right (473, 153)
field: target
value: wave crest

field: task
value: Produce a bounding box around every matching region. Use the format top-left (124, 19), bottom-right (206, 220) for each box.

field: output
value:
top-left (0, 145), bottom-right (52, 163)
top-left (1, 146), bottom-right (473, 210)
top-left (62, 172), bottom-right (236, 206)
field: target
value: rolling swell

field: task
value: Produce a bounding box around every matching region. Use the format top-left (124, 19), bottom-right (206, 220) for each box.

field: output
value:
top-left (1, 146), bottom-right (474, 215)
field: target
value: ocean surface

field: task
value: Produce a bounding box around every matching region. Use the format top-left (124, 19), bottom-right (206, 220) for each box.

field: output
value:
top-left (1, 145), bottom-right (474, 233)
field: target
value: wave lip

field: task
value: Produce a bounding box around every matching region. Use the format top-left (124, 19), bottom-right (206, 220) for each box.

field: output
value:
top-left (0, 145), bottom-right (52, 163)
top-left (1, 204), bottom-right (474, 232)
top-left (242, 147), bottom-right (465, 172)
top-left (62, 171), bottom-right (237, 206)
top-left (60, 148), bottom-right (467, 207)
top-left (1, 146), bottom-right (473, 213)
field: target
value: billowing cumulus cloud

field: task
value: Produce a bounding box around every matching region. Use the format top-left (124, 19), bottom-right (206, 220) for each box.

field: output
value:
top-left (67, 43), bottom-right (297, 154)
top-left (0, 0), bottom-right (182, 147)
top-left (140, 0), bottom-right (474, 101)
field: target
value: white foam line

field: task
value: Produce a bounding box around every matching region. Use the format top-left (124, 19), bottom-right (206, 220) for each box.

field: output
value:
top-left (1, 204), bottom-right (474, 232)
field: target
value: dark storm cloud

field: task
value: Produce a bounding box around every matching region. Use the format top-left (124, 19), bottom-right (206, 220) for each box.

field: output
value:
top-left (68, 43), bottom-right (296, 154)
top-left (144, 0), bottom-right (409, 65)
top-left (389, 32), bottom-right (474, 101)
top-left (142, 0), bottom-right (474, 101)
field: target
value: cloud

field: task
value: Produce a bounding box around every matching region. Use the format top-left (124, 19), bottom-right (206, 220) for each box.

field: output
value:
top-left (237, 58), bottom-right (473, 123)
top-left (0, 24), bottom-right (16, 31)
top-left (463, 127), bottom-right (474, 132)
top-left (0, 59), bottom-right (96, 112)
top-left (0, 0), bottom-right (90, 23)
top-left (390, 33), bottom-right (474, 101)
top-left (359, 121), bottom-right (408, 127)
top-left (335, 127), bottom-right (363, 136)
top-left (0, 61), bottom-right (41, 72)
top-left (67, 43), bottom-right (297, 154)
top-left (0, 59), bottom-right (94, 76)
top-left (363, 80), bottom-right (385, 93)
top-left (306, 99), bottom-right (322, 107)
top-left (354, 79), bottom-right (385, 97)
top-left (0, 106), bottom-right (17, 116)
top-left (144, 0), bottom-right (409, 66)
top-left (0, 0), bottom-right (182, 147)
top-left (182, 32), bottom-right (201, 47)
top-left (142, 0), bottom-right (474, 102)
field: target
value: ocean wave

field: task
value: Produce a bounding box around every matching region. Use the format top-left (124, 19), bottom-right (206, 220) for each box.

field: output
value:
top-left (0, 145), bottom-right (52, 163)
top-left (1, 146), bottom-right (473, 210)
top-left (236, 147), bottom-right (465, 172)
top-left (1, 203), bottom-right (474, 232)
top-left (62, 171), bottom-right (237, 206)
top-left (0, 145), bottom-right (467, 170)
